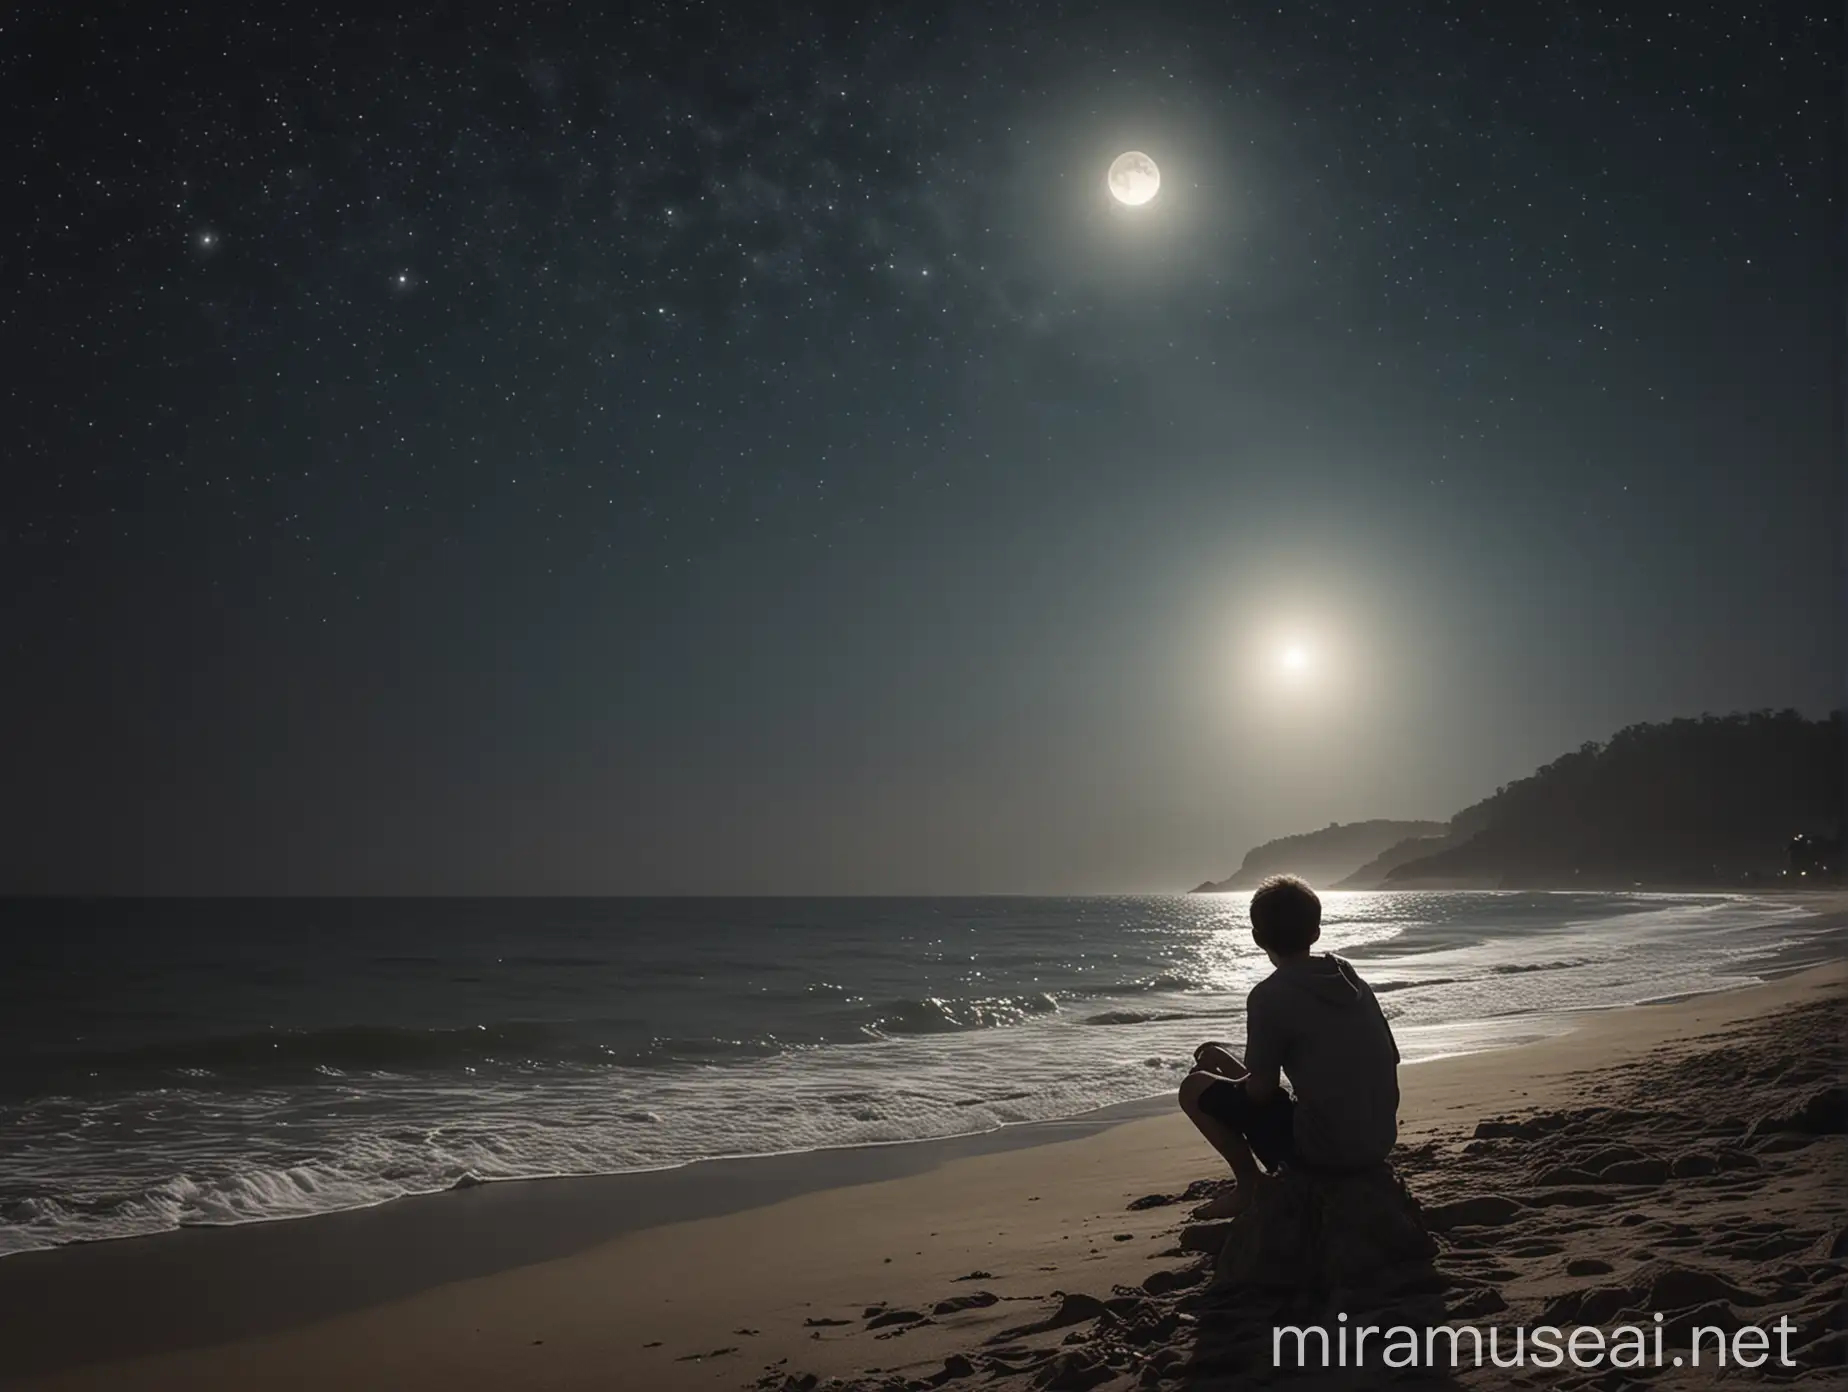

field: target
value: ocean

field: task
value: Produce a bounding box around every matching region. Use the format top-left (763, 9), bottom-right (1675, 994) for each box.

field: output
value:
top-left (0, 891), bottom-right (1832, 1259)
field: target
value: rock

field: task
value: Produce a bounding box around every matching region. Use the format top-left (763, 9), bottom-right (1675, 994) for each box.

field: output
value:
top-left (1127, 1193), bottom-right (1178, 1211)
top-left (1599, 1157), bottom-right (1671, 1185)
top-left (932, 1292), bottom-right (999, 1316)
top-left (934, 1354), bottom-right (975, 1382)
top-left (1212, 1164), bottom-right (1438, 1294)
top-left (1669, 1152), bottom-right (1719, 1178)
top-left (1566, 1258), bottom-right (1615, 1276)
top-left (1046, 1293), bottom-right (1110, 1328)
top-left (991, 1292), bottom-right (1111, 1343)
top-left (1141, 1265), bottom-right (1206, 1296)
top-left (866, 1309), bottom-right (926, 1329)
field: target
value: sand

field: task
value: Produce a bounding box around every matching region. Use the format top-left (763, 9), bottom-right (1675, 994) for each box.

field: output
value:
top-left (3, 946), bottom-right (1843, 1390)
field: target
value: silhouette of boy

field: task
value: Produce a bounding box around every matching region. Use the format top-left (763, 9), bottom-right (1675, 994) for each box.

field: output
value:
top-left (1177, 875), bottom-right (1401, 1217)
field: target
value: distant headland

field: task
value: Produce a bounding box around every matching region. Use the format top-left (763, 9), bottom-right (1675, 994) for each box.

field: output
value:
top-left (1189, 820), bottom-right (1447, 894)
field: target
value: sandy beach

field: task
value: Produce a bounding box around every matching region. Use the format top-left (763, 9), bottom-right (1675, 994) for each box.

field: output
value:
top-left (3, 933), bottom-right (1843, 1391)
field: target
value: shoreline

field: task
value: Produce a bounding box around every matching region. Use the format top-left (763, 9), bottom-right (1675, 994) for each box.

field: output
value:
top-left (0, 1093), bottom-right (1172, 1380)
top-left (2, 897), bottom-right (1842, 1380)
top-left (3, 946), bottom-right (1843, 1387)
top-left (4, 896), bottom-right (1839, 1264)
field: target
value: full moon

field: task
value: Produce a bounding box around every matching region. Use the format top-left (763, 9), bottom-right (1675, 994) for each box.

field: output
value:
top-left (1106, 151), bottom-right (1160, 206)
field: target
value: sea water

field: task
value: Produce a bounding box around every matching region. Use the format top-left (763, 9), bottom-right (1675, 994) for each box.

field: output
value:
top-left (0, 891), bottom-right (1830, 1257)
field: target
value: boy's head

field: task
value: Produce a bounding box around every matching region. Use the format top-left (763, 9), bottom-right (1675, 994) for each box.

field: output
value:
top-left (1250, 874), bottom-right (1321, 959)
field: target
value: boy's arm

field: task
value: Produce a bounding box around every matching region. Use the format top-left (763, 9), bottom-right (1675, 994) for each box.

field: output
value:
top-left (1241, 988), bottom-right (1284, 1103)
top-left (1192, 1042), bottom-right (1246, 1077)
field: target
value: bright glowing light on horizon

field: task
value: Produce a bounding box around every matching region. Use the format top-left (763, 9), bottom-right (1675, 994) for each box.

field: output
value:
top-left (1223, 606), bottom-right (1358, 715)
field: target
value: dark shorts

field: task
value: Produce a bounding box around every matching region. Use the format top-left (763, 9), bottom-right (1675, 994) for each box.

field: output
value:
top-left (1195, 1079), bottom-right (1295, 1171)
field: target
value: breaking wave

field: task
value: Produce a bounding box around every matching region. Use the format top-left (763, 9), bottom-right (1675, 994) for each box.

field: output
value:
top-left (862, 993), bottom-right (1060, 1037)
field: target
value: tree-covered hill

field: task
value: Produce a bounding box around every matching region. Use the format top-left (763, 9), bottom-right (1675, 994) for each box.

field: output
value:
top-left (1384, 710), bottom-right (1843, 887)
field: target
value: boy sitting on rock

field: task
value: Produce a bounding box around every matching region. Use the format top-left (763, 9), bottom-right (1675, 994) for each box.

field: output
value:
top-left (1178, 874), bottom-right (1401, 1218)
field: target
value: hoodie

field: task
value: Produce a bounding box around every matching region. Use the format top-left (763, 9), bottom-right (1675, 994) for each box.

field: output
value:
top-left (1242, 953), bottom-right (1401, 1169)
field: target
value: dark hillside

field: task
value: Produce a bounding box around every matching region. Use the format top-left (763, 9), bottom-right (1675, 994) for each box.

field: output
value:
top-left (1385, 710), bottom-right (1843, 887)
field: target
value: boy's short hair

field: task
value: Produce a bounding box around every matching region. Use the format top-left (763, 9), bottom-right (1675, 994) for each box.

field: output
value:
top-left (1250, 875), bottom-right (1322, 955)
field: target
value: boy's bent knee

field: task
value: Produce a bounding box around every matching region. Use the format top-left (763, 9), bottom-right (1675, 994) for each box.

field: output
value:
top-left (1177, 1070), bottom-right (1214, 1113)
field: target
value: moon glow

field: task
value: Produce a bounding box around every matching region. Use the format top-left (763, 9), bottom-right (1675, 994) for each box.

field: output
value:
top-left (1106, 151), bottom-right (1160, 206)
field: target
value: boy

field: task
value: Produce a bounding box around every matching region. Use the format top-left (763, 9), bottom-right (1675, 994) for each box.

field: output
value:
top-left (1177, 875), bottom-right (1400, 1217)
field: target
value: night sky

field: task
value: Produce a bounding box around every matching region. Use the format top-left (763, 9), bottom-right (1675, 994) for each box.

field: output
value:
top-left (3, 3), bottom-right (1840, 895)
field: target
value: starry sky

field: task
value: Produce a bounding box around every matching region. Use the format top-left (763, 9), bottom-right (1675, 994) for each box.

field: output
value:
top-left (3, 2), bottom-right (1839, 895)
